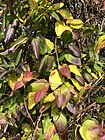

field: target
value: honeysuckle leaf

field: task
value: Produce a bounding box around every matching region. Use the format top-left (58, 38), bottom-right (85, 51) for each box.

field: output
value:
top-left (68, 64), bottom-right (82, 76)
top-left (65, 54), bottom-right (81, 66)
top-left (66, 19), bottom-right (83, 29)
top-left (57, 9), bottom-right (73, 19)
top-left (68, 44), bottom-right (81, 57)
top-left (79, 120), bottom-right (101, 140)
top-left (49, 69), bottom-right (64, 90)
top-left (58, 64), bottom-right (71, 78)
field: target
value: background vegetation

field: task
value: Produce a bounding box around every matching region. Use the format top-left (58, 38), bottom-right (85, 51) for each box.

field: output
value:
top-left (0, 0), bottom-right (105, 139)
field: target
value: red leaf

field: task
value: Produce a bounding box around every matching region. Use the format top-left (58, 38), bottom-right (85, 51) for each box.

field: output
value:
top-left (25, 70), bottom-right (33, 81)
top-left (104, 0), bottom-right (105, 10)
top-left (10, 79), bottom-right (24, 96)
top-left (34, 81), bottom-right (49, 104)
top-left (58, 64), bottom-right (71, 78)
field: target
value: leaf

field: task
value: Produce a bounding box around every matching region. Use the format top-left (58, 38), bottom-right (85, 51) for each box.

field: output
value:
top-left (84, 72), bottom-right (93, 83)
top-left (54, 85), bottom-right (70, 108)
top-left (31, 38), bottom-right (40, 59)
top-left (68, 65), bottom-right (82, 76)
top-left (57, 9), bottom-right (73, 19)
top-left (15, 49), bottom-right (22, 66)
top-left (75, 75), bottom-right (85, 86)
top-left (95, 35), bottom-right (105, 53)
top-left (8, 73), bottom-right (18, 90)
top-left (51, 12), bottom-right (60, 21)
top-left (68, 44), bottom-right (81, 57)
top-left (38, 55), bottom-right (48, 73)
top-left (49, 69), bottom-right (64, 90)
top-left (22, 123), bottom-right (31, 133)
top-left (94, 64), bottom-right (103, 73)
top-left (44, 93), bottom-right (55, 103)
top-left (79, 120), bottom-right (101, 140)
top-left (71, 78), bottom-right (81, 91)
top-left (28, 79), bottom-right (49, 108)
top-left (65, 54), bottom-right (81, 66)
top-left (54, 113), bottom-right (67, 133)
top-left (29, 0), bottom-right (38, 11)
top-left (49, 2), bottom-right (64, 10)
top-left (45, 38), bottom-right (54, 53)
top-left (66, 19), bottom-right (84, 29)
top-left (55, 21), bottom-right (72, 37)
top-left (61, 30), bottom-right (72, 45)
top-left (58, 64), bottom-right (71, 78)
top-left (28, 92), bottom-right (35, 110)
top-left (91, 73), bottom-right (98, 79)
top-left (95, 97), bottom-right (105, 103)
top-left (66, 102), bottom-right (76, 114)
top-left (51, 133), bottom-right (60, 140)
top-left (42, 117), bottom-right (56, 140)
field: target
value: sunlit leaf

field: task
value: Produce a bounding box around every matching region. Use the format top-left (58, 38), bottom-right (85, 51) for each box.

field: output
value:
top-left (57, 9), bottom-right (73, 19)
top-left (68, 65), bottom-right (82, 76)
top-left (28, 79), bottom-right (49, 108)
top-left (29, 0), bottom-right (38, 11)
top-left (91, 73), bottom-right (98, 79)
top-left (66, 19), bottom-right (84, 29)
top-left (8, 73), bottom-right (18, 90)
top-left (55, 21), bottom-right (72, 37)
top-left (49, 69), bottom-right (64, 90)
top-left (79, 120), bottom-right (101, 140)
top-left (44, 93), bottom-right (55, 103)
top-left (71, 78), bottom-right (82, 91)
top-left (28, 92), bottom-right (35, 110)
top-left (95, 35), bottom-right (105, 53)
top-left (51, 133), bottom-right (60, 140)
top-left (65, 54), bottom-right (81, 66)
top-left (51, 12), bottom-right (60, 21)
top-left (45, 38), bottom-right (54, 53)
top-left (58, 64), bottom-right (71, 78)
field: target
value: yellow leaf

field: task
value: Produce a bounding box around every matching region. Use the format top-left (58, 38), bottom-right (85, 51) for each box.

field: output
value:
top-left (91, 73), bottom-right (98, 79)
top-left (71, 78), bottom-right (81, 91)
top-left (28, 92), bottom-right (35, 110)
top-left (69, 65), bottom-right (81, 76)
top-left (29, 0), bottom-right (38, 11)
top-left (55, 21), bottom-right (72, 37)
top-left (8, 73), bottom-right (18, 90)
top-left (66, 19), bottom-right (83, 29)
top-left (44, 93), bottom-right (55, 103)
top-left (49, 69), bottom-right (64, 90)
top-left (22, 123), bottom-right (31, 133)
top-left (45, 38), bottom-right (54, 52)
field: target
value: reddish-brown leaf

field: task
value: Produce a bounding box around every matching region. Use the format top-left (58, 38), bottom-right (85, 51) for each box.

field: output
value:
top-left (25, 70), bottom-right (33, 81)
top-left (45, 124), bottom-right (56, 140)
top-left (58, 64), bottom-right (71, 78)
top-left (55, 92), bottom-right (66, 108)
top-left (34, 81), bottom-right (49, 104)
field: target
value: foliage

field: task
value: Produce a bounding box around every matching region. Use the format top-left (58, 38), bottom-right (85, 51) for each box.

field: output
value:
top-left (0, 0), bottom-right (105, 139)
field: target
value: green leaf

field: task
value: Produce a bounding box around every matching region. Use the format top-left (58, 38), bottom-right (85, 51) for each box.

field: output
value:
top-left (95, 97), bottom-right (105, 103)
top-left (8, 73), bottom-right (18, 90)
top-left (66, 19), bottom-right (84, 29)
top-left (79, 120), bottom-right (100, 140)
top-left (65, 54), bottom-right (81, 66)
top-left (49, 2), bottom-right (64, 10)
top-left (22, 123), bottom-right (31, 133)
top-left (51, 133), bottom-right (60, 140)
top-left (61, 30), bottom-right (72, 45)
top-left (15, 49), bottom-right (22, 66)
top-left (51, 12), bottom-right (60, 21)
top-left (57, 9), bottom-right (73, 19)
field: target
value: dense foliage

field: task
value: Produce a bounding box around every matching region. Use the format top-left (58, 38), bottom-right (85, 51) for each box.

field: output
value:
top-left (0, 0), bottom-right (105, 139)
